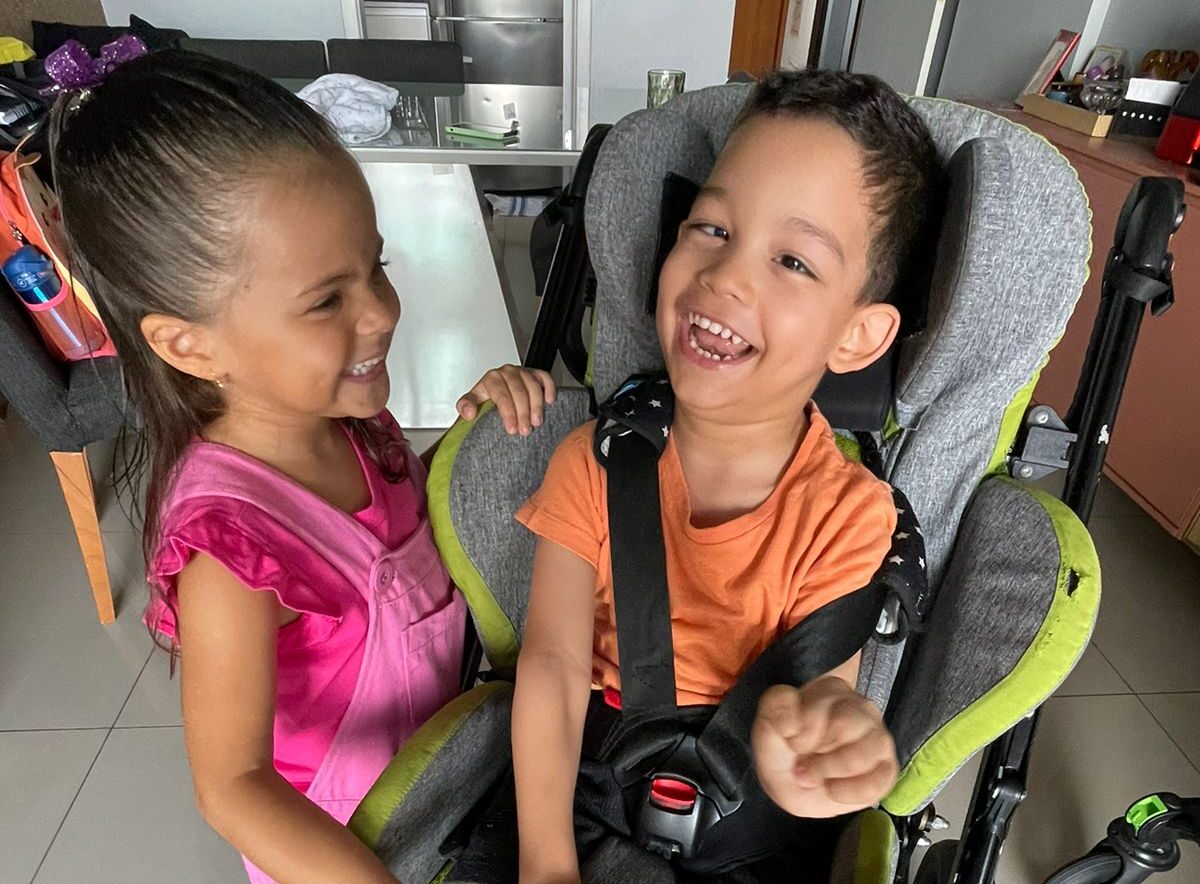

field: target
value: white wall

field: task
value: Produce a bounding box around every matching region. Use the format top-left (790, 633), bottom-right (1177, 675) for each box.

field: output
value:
top-left (779, 0), bottom-right (819, 71)
top-left (937, 0), bottom-right (1094, 101)
top-left (588, 0), bottom-right (734, 92)
top-left (1096, 0), bottom-right (1200, 69)
top-left (101, 0), bottom-right (346, 40)
top-left (850, 0), bottom-right (943, 93)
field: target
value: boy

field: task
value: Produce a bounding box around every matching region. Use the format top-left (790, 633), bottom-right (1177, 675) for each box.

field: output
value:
top-left (512, 70), bottom-right (939, 882)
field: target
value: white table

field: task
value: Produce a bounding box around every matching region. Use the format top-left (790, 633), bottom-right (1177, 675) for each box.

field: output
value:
top-left (342, 82), bottom-right (650, 427)
top-left (339, 82), bottom-right (577, 428)
top-left (359, 162), bottom-right (521, 429)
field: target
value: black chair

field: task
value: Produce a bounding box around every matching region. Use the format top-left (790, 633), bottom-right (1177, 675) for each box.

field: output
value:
top-left (0, 293), bottom-right (125, 624)
top-left (180, 38), bottom-right (328, 82)
top-left (325, 39), bottom-right (465, 92)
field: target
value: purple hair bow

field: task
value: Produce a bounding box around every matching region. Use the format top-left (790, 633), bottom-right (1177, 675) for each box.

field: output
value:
top-left (44, 35), bottom-right (148, 94)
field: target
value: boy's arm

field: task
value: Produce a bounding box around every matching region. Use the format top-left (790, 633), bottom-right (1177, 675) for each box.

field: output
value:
top-left (513, 538), bottom-right (597, 884)
top-left (751, 652), bottom-right (899, 819)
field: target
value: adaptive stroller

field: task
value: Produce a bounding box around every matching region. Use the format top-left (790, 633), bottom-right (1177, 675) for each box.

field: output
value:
top-left (346, 84), bottom-right (1190, 883)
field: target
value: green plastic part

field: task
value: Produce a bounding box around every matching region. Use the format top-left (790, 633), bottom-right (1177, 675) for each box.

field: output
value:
top-left (1126, 794), bottom-right (1170, 832)
top-left (854, 808), bottom-right (898, 883)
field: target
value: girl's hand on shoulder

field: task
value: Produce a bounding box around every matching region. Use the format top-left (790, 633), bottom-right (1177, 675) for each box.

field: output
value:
top-left (457, 365), bottom-right (556, 436)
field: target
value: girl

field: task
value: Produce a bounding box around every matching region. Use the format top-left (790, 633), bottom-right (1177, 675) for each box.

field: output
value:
top-left (52, 49), bottom-right (552, 883)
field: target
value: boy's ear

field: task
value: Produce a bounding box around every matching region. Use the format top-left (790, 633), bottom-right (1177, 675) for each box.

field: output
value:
top-left (140, 314), bottom-right (220, 382)
top-left (828, 302), bottom-right (901, 375)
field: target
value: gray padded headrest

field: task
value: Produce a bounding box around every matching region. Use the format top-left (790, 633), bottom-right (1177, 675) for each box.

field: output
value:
top-left (585, 84), bottom-right (1091, 585)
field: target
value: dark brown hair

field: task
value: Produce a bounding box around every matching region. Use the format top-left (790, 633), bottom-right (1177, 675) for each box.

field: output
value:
top-left (734, 69), bottom-right (940, 305)
top-left (51, 50), bottom-right (404, 641)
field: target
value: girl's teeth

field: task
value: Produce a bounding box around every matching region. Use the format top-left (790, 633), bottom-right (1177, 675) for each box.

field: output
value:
top-left (720, 328), bottom-right (732, 339)
top-left (350, 356), bottom-right (382, 376)
top-left (731, 333), bottom-right (744, 345)
top-left (698, 316), bottom-right (711, 330)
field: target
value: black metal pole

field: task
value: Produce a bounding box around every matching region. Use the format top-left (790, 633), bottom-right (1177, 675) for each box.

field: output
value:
top-left (1061, 177), bottom-right (1185, 521)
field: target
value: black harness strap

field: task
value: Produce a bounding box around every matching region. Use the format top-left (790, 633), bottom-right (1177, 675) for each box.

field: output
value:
top-left (605, 430), bottom-right (678, 714)
top-left (591, 373), bottom-right (925, 873)
top-left (696, 582), bottom-right (889, 799)
top-left (597, 374), bottom-right (678, 715)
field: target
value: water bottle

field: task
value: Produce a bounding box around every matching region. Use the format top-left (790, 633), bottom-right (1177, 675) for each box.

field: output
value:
top-left (2, 244), bottom-right (105, 360)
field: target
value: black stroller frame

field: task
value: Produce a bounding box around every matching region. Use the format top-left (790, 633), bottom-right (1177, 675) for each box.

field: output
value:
top-left (522, 124), bottom-right (1194, 884)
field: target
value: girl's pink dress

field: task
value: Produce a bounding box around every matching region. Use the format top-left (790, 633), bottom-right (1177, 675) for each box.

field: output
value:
top-left (146, 415), bottom-right (465, 882)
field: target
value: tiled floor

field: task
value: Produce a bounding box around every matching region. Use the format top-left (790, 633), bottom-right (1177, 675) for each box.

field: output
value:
top-left (3, 410), bottom-right (1199, 884)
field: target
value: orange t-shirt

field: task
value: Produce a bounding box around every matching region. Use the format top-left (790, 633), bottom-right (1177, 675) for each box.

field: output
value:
top-left (515, 405), bottom-right (897, 706)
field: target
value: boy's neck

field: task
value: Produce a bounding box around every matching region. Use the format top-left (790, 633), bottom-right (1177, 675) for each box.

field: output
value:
top-left (671, 400), bottom-right (812, 525)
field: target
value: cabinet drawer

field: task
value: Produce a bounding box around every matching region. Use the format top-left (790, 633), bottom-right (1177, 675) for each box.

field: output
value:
top-left (1035, 154), bottom-right (1200, 532)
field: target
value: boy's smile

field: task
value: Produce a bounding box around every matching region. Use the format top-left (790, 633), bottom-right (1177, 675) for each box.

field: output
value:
top-left (656, 114), bottom-right (897, 422)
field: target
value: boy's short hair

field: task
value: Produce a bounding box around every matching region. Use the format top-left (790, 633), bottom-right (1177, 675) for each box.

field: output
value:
top-left (733, 70), bottom-right (940, 306)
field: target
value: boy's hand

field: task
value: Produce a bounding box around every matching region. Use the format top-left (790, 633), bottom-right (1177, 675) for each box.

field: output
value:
top-left (751, 677), bottom-right (898, 819)
top-left (457, 365), bottom-right (556, 436)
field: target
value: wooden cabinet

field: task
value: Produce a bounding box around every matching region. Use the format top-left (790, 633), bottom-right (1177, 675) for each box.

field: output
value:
top-left (1008, 111), bottom-right (1200, 550)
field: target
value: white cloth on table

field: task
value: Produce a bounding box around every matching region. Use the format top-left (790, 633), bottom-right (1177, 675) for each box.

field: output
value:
top-left (298, 74), bottom-right (399, 145)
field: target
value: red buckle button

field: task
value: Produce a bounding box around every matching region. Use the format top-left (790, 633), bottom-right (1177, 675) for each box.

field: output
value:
top-left (649, 777), bottom-right (697, 813)
top-left (603, 686), bottom-right (623, 710)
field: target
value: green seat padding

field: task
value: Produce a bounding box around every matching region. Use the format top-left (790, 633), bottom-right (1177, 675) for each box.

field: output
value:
top-left (883, 478), bottom-right (1100, 815)
top-left (351, 681), bottom-right (513, 883)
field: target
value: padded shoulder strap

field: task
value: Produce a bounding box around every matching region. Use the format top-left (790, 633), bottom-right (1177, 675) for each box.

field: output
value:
top-left (594, 375), bottom-right (918, 799)
top-left (594, 373), bottom-right (677, 715)
top-left (696, 582), bottom-right (888, 798)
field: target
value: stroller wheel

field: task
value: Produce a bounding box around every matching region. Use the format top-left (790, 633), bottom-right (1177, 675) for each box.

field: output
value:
top-left (1044, 849), bottom-right (1123, 884)
top-left (914, 840), bottom-right (958, 884)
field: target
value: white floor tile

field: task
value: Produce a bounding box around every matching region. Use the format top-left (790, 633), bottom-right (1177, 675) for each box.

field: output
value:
top-left (915, 695), bottom-right (1200, 883)
top-left (0, 729), bottom-right (106, 884)
top-left (1055, 643), bottom-right (1131, 697)
top-left (33, 728), bottom-right (244, 884)
top-left (1089, 514), bottom-right (1200, 693)
top-left (0, 530), bottom-right (152, 730)
top-left (1142, 692), bottom-right (1200, 773)
top-left (1090, 476), bottom-right (1148, 520)
top-left (0, 417), bottom-right (137, 537)
top-left (115, 651), bottom-right (181, 728)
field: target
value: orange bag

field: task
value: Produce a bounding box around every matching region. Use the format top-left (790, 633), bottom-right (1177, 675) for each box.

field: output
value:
top-left (0, 144), bottom-right (116, 360)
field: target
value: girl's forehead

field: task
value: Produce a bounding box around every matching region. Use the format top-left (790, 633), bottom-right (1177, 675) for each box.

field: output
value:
top-left (226, 158), bottom-right (379, 302)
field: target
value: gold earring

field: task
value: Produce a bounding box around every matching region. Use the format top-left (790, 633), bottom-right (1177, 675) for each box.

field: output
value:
top-left (211, 373), bottom-right (226, 389)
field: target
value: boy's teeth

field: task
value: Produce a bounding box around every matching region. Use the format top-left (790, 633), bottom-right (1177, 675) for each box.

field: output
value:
top-left (687, 329), bottom-right (735, 361)
top-left (688, 311), bottom-right (747, 348)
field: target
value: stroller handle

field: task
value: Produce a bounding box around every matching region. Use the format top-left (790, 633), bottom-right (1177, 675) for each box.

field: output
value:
top-left (1043, 792), bottom-right (1200, 884)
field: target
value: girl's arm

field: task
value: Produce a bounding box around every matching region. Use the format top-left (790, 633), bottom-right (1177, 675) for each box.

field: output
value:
top-left (177, 553), bottom-right (400, 884)
top-left (512, 539), bottom-right (597, 884)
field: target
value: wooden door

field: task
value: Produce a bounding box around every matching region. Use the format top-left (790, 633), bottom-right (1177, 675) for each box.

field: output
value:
top-left (730, 0), bottom-right (789, 76)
